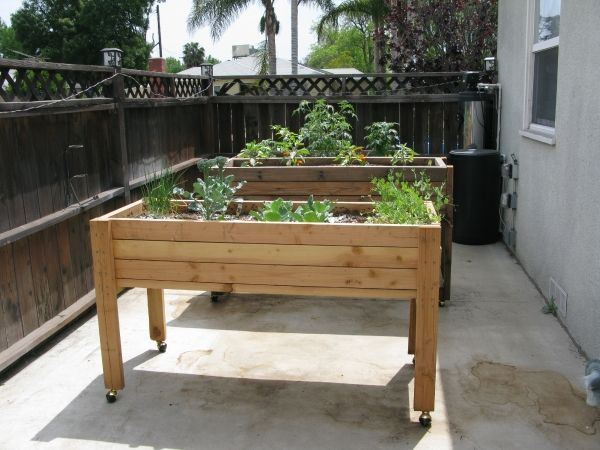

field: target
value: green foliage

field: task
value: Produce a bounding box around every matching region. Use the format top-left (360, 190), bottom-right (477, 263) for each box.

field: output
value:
top-left (251, 196), bottom-right (335, 223)
top-left (390, 143), bottom-right (417, 165)
top-left (166, 57), bottom-right (184, 73)
top-left (411, 170), bottom-right (449, 215)
top-left (11, 0), bottom-right (154, 69)
top-left (334, 144), bottom-right (367, 166)
top-left (174, 157), bottom-right (245, 220)
top-left (542, 297), bottom-right (558, 316)
top-left (364, 122), bottom-right (399, 156)
top-left (306, 22), bottom-right (374, 72)
top-left (239, 126), bottom-right (308, 166)
top-left (182, 42), bottom-right (205, 68)
top-left (296, 99), bottom-right (356, 156)
top-left (142, 168), bottom-right (182, 216)
top-left (369, 173), bottom-right (443, 224)
top-left (239, 140), bottom-right (279, 166)
top-left (204, 55), bottom-right (220, 65)
top-left (0, 19), bottom-right (24, 58)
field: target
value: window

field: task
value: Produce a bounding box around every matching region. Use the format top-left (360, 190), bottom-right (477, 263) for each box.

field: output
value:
top-left (530, 0), bottom-right (560, 130)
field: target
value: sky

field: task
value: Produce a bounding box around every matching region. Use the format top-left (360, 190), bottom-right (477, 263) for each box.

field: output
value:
top-left (0, 0), bottom-right (326, 63)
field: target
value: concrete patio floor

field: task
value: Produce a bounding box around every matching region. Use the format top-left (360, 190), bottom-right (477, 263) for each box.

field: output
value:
top-left (0, 242), bottom-right (598, 449)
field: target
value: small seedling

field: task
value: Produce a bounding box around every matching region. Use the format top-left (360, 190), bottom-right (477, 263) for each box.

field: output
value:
top-left (542, 297), bottom-right (558, 316)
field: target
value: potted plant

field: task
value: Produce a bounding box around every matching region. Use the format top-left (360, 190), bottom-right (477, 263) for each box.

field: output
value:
top-left (91, 158), bottom-right (442, 427)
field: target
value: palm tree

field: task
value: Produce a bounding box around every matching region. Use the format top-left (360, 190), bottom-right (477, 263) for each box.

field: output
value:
top-left (188, 0), bottom-right (278, 74)
top-left (317, 0), bottom-right (389, 73)
top-left (291, 0), bottom-right (332, 74)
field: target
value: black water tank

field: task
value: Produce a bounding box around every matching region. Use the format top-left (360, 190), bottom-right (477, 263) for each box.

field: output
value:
top-left (449, 148), bottom-right (502, 244)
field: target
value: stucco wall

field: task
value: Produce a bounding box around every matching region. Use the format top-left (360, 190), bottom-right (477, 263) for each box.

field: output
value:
top-left (498, 0), bottom-right (600, 358)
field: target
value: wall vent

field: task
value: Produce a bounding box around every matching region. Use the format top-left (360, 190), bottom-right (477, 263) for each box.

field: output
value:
top-left (549, 277), bottom-right (568, 318)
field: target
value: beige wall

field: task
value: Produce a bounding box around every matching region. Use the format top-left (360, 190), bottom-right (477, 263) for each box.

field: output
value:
top-left (498, 0), bottom-right (600, 357)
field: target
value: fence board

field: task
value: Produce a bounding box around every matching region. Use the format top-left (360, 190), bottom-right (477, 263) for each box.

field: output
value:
top-left (429, 103), bottom-right (445, 155)
top-left (12, 238), bottom-right (38, 335)
top-left (413, 103), bottom-right (429, 154)
top-left (244, 102), bottom-right (259, 143)
top-left (218, 103), bottom-right (233, 154)
top-left (0, 244), bottom-right (22, 349)
top-left (399, 103), bottom-right (415, 149)
top-left (258, 103), bottom-right (272, 140)
top-left (231, 103), bottom-right (245, 154)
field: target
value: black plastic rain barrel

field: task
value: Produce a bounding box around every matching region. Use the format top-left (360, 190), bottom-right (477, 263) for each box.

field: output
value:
top-left (449, 148), bottom-right (502, 244)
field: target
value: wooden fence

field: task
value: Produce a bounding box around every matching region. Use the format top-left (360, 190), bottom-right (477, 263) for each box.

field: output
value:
top-left (0, 59), bottom-right (495, 370)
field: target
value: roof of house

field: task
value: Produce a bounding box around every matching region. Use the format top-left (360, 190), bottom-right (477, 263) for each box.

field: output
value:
top-left (179, 56), bottom-right (325, 77)
top-left (321, 68), bottom-right (364, 75)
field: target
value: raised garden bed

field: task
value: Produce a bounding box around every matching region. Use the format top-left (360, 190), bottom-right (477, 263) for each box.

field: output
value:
top-left (91, 199), bottom-right (441, 427)
top-left (222, 156), bottom-right (454, 304)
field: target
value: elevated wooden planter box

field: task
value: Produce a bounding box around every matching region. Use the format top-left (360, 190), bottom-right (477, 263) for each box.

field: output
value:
top-left (223, 156), bottom-right (453, 304)
top-left (91, 199), bottom-right (441, 426)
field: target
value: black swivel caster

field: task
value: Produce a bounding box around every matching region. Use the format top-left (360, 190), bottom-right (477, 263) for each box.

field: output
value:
top-left (157, 341), bottom-right (167, 353)
top-left (106, 389), bottom-right (118, 403)
top-left (439, 300), bottom-right (446, 307)
top-left (412, 357), bottom-right (415, 365)
top-left (210, 291), bottom-right (223, 302)
top-left (419, 412), bottom-right (432, 427)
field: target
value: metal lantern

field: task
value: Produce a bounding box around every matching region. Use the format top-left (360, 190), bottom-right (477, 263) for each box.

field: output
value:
top-left (484, 56), bottom-right (496, 72)
top-left (200, 63), bottom-right (213, 78)
top-left (101, 48), bottom-right (123, 68)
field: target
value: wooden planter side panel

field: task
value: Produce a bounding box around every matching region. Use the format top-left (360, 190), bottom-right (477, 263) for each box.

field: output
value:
top-left (221, 162), bottom-right (453, 302)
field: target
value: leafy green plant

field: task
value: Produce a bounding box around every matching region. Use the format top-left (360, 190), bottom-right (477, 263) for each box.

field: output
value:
top-left (142, 168), bottom-right (183, 216)
top-left (411, 170), bottom-right (449, 215)
top-left (364, 122), bottom-right (400, 156)
top-left (238, 140), bottom-right (279, 166)
top-left (368, 173), bottom-right (441, 224)
top-left (296, 99), bottom-right (355, 156)
top-left (335, 144), bottom-right (367, 166)
top-left (251, 195), bottom-right (335, 222)
top-left (390, 143), bottom-right (417, 165)
top-left (271, 125), bottom-right (310, 166)
top-left (542, 297), bottom-right (558, 316)
top-left (173, 157), bottom-right (245, 220)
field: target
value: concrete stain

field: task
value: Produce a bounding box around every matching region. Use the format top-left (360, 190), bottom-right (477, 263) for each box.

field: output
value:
top-left (466, 361), bottom-right (600, 435)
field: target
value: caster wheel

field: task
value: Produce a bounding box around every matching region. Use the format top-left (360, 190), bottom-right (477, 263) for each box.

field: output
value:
top-left (439, 300), bottom-right (446, 307)
top-left (106, 390), bottom-right (118, 403)
top-left (412, 357), bottom-right (415, 365)
top-left (157, 341), bottom-right (167, 353)
top-left (419, 412), bottom-right (432, 427)
top-left (210, 291), bottom-right (221, 302)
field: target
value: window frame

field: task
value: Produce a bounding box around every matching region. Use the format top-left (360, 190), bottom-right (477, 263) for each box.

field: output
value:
top-left (520, 0), bottom-right (560, 144)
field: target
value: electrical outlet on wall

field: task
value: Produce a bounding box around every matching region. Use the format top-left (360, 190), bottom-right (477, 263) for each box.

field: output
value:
top-left (549, 277), bottom-right (568, 318)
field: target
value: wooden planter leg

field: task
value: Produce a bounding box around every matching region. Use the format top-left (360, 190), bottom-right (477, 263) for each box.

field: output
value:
top-left (414, 227), bottom-right (441, 426)
top-left (408, 298), bottom-right (416, 357)
top-left (147, 288), bottom-right (167, 352)
top-left (91, 220), bottom-right (124, 402)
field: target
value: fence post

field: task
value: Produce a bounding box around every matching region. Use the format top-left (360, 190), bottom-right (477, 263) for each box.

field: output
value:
top-left (113, 69), bottom-right (131, 203)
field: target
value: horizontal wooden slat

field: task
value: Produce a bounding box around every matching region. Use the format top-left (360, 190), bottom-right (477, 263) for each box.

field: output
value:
top-left (225, 166), bottom-right (448, 182)
top-left (113, 240), bottom-right (419, 268)
top-left (116, 279), bottom-right (416, 300)
top-left (110, 219), bottom-right (419, 247)
top-left (239, 181), bottom-right (375, 196)
top-left (115, 260), bottom-right (417, 290)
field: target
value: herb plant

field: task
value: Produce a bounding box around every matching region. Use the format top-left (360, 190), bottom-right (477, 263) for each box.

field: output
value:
top-left (369, 173), bottom-right (441, 224)
top-left (272, 125), bottom-right (310, 166)
top-left (251, 195), bottom-right (335, 222)
top-left (173, 156), bottom-right (245, 220)
top-left (142, 168), bottom-right (183, 216)
top-left (296, 99), bottom-right (355, 156)
top-left (411, 170), bottom-right (449, 215)
top-left (238, 140), bottom-right (279, 166)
